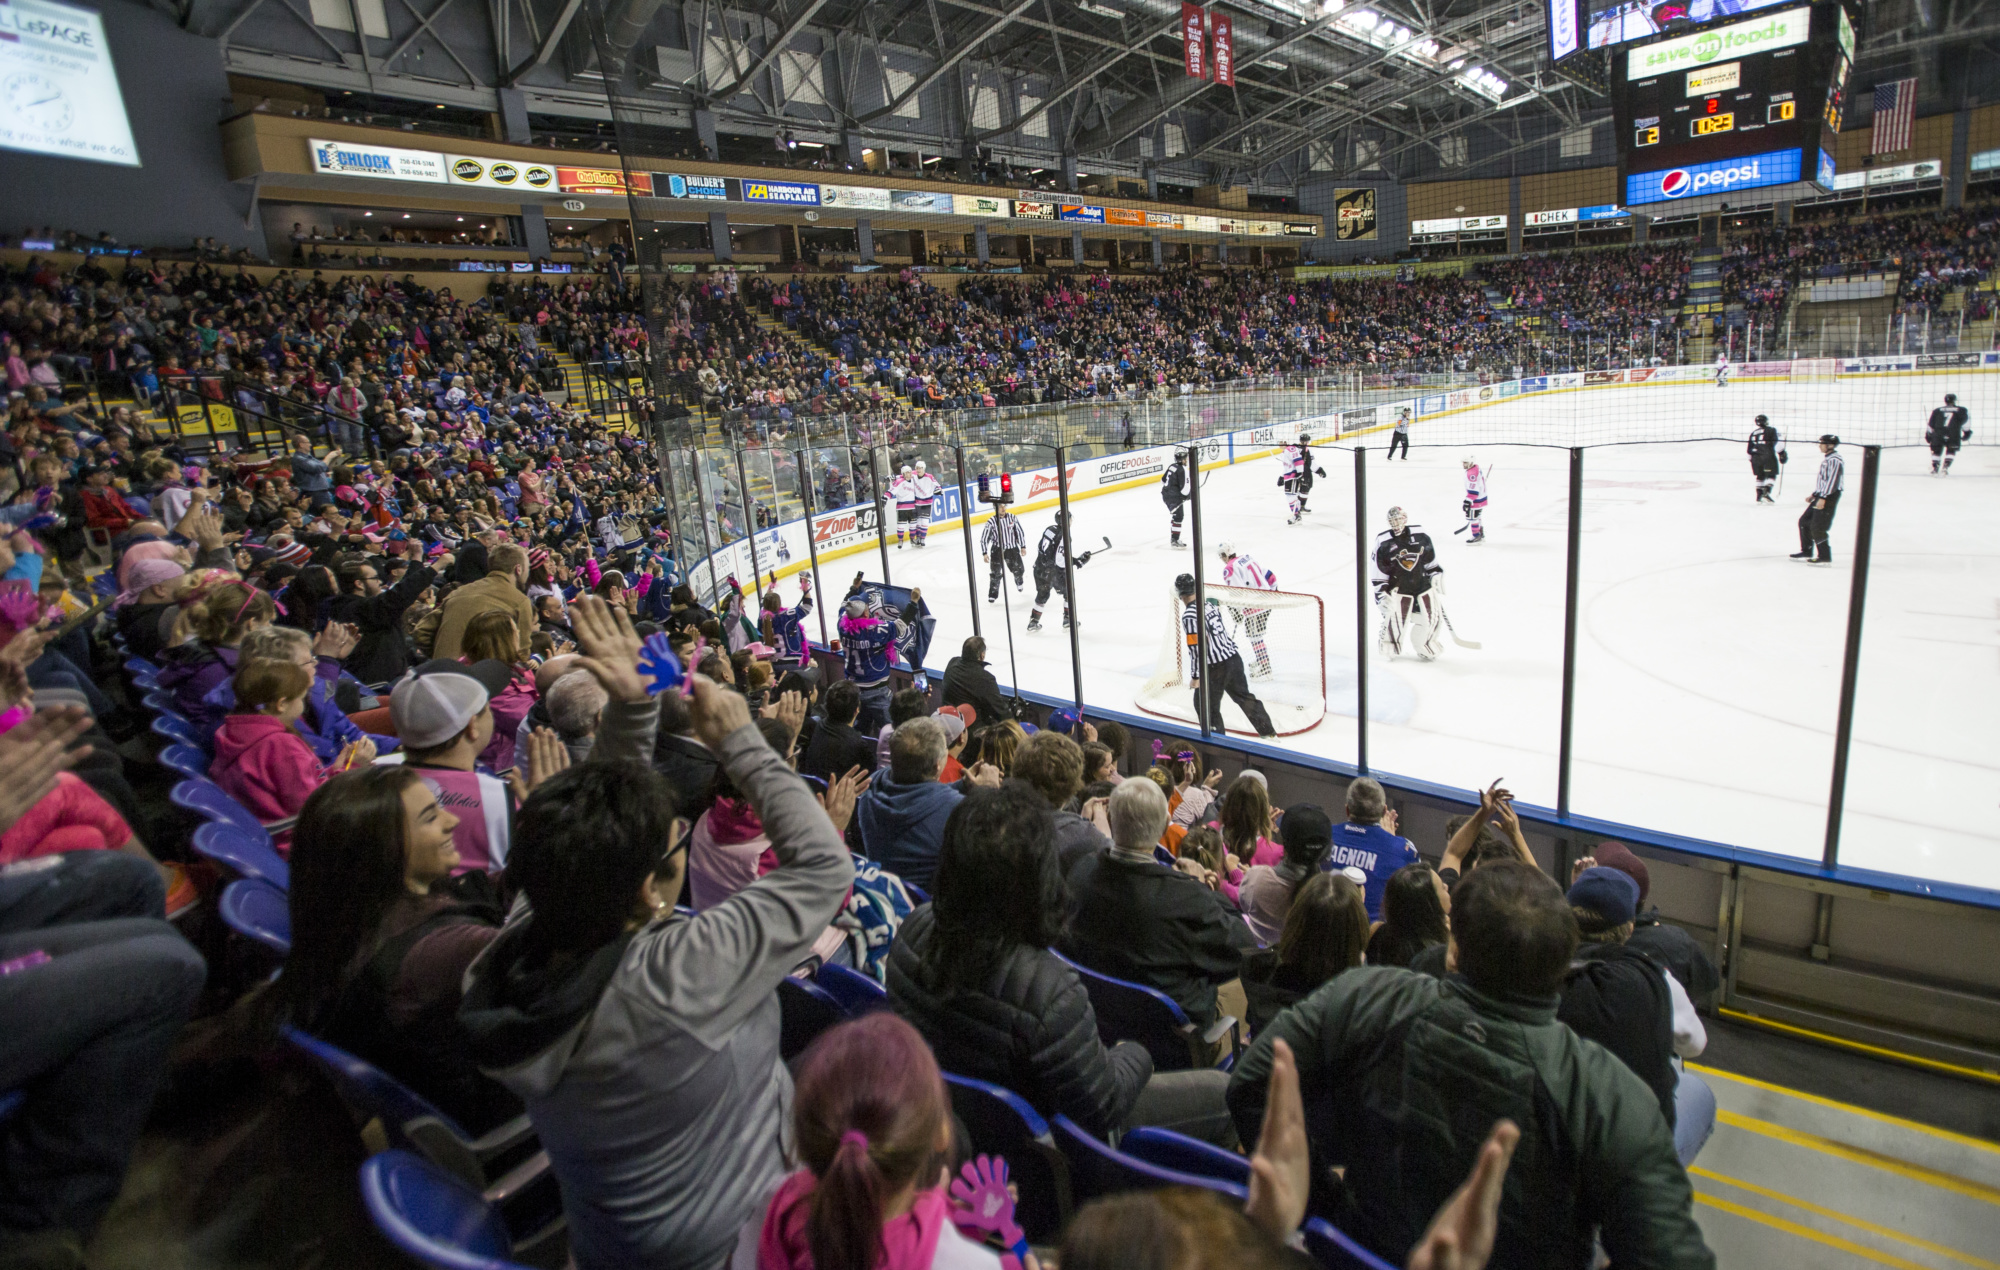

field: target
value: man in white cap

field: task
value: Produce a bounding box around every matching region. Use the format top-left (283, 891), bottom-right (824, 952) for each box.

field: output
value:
top-left (390, 658), bottom-right (516, 873)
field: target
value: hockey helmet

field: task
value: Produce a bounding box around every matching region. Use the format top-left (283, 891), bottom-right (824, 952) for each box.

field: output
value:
top-left (1945, 393), bottom-right (1958, 404)
top-left (1386, 506), bottom-right (1408, 532)
top-left (1174, 572), bottom-right (1197, 597)
top-left (1462, 455), bottom-right (1477, 468)
top-left (1216, 541), bottom-right (1237, 558)
top-left (1755, 414), bottom-right (1768, 424)
top-left (915, 460), bottom-right (927, 472)
top-left (1298, 432), bottom-right (1313, 446)
top-left (900, 464), bottom-right (914, 475)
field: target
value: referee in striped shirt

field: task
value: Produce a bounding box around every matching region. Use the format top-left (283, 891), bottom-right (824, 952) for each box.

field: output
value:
top-left (980, 505), bottom-right (1026, 600)
top-left (1792, 434), bottom-right (1844, 566)
top-left (1177, 573), bottom-right (1277, 737)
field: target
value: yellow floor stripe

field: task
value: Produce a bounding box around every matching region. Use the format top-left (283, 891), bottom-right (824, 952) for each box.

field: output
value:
top-left (1695, 1193), bottom-right (1936, 1270)
top-left (1692, 1063), bottom-right (2000, 1158)
top-left (1717, 1110), bottom-right (2000, 1206)
top-left (1716, 1008), bottom-right (2000, 1087)
top-left (1692, 1166), bottom-right (2000, 1270)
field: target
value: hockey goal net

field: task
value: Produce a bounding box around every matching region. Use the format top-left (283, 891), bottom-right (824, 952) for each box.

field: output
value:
top-left (1791, 358), bottom-right (1839, 384)
top-left (1134, 585), bottom-right (1327, 737)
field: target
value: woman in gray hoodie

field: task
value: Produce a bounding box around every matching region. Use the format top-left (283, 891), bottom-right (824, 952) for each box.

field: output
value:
top-left (460, 649), bottom-right (853, 1270)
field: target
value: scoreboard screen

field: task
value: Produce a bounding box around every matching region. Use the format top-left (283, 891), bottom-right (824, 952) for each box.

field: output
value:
top-left (1615, 1), bottom-right (1848, 205)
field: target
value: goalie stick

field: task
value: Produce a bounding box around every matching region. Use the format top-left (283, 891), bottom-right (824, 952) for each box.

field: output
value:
top-left (1439, 605), bottom-right (1481, 650)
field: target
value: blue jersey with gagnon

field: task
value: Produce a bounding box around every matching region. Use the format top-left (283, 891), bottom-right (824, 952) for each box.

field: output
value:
top-left (1324, 821), bottom-right (1420, 922)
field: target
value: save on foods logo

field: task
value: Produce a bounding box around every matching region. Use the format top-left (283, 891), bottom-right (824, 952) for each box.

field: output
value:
top-left (1627, 7), bottom-right (1810, 77)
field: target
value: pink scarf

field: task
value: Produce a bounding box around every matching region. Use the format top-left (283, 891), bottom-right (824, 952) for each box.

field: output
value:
top-left (758, 1170), bottom-right (951, 1270)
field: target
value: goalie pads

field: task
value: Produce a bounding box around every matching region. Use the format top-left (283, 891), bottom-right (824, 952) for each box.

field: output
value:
top-left (1378, 589), bottom-right (1443, 661)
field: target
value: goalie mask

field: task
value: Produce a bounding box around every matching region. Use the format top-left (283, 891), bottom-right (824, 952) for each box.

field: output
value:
top-left (1386, 506), bottom-right (1408, 533)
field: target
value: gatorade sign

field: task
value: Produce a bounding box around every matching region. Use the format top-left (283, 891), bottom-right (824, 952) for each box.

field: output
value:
top-left (1626, 147), bottom-right (1802, 204)
top-left (1625, 7), bottom-right (1810, 80)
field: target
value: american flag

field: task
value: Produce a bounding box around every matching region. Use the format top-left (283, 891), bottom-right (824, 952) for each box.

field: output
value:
top-left (1871, 78), bottom-right (1918, 155)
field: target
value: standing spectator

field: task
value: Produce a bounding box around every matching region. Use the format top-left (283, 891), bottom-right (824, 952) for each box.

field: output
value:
top-left (1061, 778), bottom-right (1256, 1034)
top-left (1327, 777), bottom-right (1418, 922)
top-left (1227, 862), bottom-right (1714, 1270)
top-left (428, 542), bottom-right (536, 661)
top-left (331, 553), bottom-right (438, 686)
top-left (460, 677), bottom-right (852, 1270)
top-left (941, 636), bottom-right (1013, 722)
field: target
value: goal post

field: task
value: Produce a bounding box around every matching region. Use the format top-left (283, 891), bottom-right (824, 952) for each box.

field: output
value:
top-left (1134, 585), bottom-right (1328, 737)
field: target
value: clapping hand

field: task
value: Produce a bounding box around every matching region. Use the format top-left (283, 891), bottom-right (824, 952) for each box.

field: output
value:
top-left (686, 673), bottom-right (754, 749)
top-left (1244, 1039), bottom-right (1311, 1242)
top-left (1406, 1121), bottom-right (1520, 1270)
top-left (313, 621), bottom-right (361, 660)
top-left (759, 689), bottom-right (808, 745)
top-left (0, 707), bottom-right (93, 833)
top-left (819, 765), bottom-right (865, 835)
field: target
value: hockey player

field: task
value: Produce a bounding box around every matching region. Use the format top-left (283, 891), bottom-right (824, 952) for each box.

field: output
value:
top-left (1927, 393), bottom-right (1972, 475)
top-left (1461, 455), bottom-right (1489, 543)
top-left (1747, 415), bottom-right (1786, 503)
top-left (980, 504), bottom-right (1027, 601)
top-left (759, 572), bottom-right (813, 673)
top-left (1713, 351), bottom-right (1731, 388)
top-left (1373, 507), bottom-right (1445, 660)
top-left (909, 460), bottom-right (943, 545)
top-left (1280, 433), bottom-right (1327, 524)
top-left (1028, 510), bottom-right (1098, 632)
top-left (838, 590), bottom-right (906, 734)
top-left (890, 464), bottom-right (917, 547)
top-left (1217, 542), bottom-right (1278, 679)
top-left (1175, 573), bottom-right (1277, 738)
top-left (1162, 448), bottom-right (1192, 548)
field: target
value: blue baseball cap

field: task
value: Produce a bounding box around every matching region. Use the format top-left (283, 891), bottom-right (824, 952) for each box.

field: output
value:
top-left (1566, 867), bottom-right (1640, 926)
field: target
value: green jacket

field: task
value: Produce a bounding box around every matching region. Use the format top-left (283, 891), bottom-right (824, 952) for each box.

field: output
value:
top-left (1226, 966), bottom-right (1714, 1270)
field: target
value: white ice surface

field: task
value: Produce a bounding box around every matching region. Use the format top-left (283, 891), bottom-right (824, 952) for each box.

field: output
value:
top-left (870, 380), bottom-right (1999, 890)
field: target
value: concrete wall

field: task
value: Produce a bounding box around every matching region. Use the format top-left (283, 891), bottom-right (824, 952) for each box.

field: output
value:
top-left (4, 2), bottom-right (262, 255)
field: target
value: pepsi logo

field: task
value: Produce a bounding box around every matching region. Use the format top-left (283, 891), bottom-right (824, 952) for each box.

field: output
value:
top-left (1661, 169), bottom-right (1693, 197)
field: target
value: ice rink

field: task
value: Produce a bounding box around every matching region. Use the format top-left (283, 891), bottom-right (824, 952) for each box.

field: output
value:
top-left (866, 378), bottom-right (1999, 890)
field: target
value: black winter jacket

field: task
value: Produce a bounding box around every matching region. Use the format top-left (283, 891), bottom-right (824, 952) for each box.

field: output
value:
top-left (329, 562), bottom-right (436, 687)
top-left (940, 656), bottom-right (1014, 723)
top-left (1060, 851), bottom-right (1257, 1029)
top-left (886, 905), bottom-right (1152, 1136)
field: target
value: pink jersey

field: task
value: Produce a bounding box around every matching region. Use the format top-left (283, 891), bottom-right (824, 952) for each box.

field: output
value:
top-left (1464, 465), bottom-right (1488, 508)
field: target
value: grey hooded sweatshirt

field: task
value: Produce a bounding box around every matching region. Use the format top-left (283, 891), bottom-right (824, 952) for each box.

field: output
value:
top-left (459, 723), bottom-right (850, 1270)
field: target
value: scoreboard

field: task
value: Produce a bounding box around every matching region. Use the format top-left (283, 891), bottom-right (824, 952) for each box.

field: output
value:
top-left (1615, 0), bottom-right (1853, 208)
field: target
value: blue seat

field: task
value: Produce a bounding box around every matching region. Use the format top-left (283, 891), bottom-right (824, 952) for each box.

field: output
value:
top-left (1119, 1125), bottom-right (1253, 1186)
top-left (359, 1150), bottom-right (534, 1270)
top-left (0, 1090), bottom-right (23, 1125)
top-left (282, 1028), bottom-right (555, 1243)
top-left (123, 656), bottom-right (159, 679)
top-left (777, 975), bottom-right (845, 1061)
top-left (220, 878), bottom-right (291, 954)
top-left (150, 714), bottom-right (202, 749)
top-left (170, 777), bottom-right (265, 835)
top-left (814, 962), bottom-right (888, 1015)
top-left (1051, 1114), bottom-right (1249, 1205)
top-left (140, 689), bottom-right (179, 716)
top-left (157, 743), bottom-right (209, 782)
top-left (192, 821), bottom-right (290, 888)
top-left (129, 668), bottom-right (160, 691)
top-left (1055, 953), bottom-right (1239, 1071)
top-left (944, 1073), bottom-right (1071, 1241)
top-left (902, 881), bottom-right (930, 905)
top-left (1303, 1217), bottom-right (1400, 1270)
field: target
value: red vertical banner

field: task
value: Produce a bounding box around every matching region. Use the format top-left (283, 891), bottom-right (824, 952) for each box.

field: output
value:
top-left (1212, 12), bottom-right (1234, 85)
top-left (1182, 2), bottom-right (1206, 79)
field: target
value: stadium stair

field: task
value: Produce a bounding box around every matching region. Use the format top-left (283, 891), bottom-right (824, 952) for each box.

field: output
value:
top-left (1682, 248), bottom-right (1725, 333)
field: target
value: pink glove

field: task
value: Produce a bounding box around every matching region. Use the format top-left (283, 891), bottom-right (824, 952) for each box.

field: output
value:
top-left (948, 1155), bottom-right (1030, 1269)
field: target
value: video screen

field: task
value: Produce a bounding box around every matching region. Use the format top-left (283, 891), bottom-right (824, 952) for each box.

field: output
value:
top-left (1587, 0), bottom-right (1796, 50)
top-left (0, 0), bottom-right (140, 167)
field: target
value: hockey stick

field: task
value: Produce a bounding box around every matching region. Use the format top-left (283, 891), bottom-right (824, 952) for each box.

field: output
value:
top-left (1440, 607), bottom-right (1481, 649)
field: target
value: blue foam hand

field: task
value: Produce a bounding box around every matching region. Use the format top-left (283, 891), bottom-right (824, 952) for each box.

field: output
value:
top-left (637, 632), bottom-right (684, 697)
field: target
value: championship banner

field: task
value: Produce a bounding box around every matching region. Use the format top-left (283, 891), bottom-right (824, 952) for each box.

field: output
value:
top-left (1182, 2), bottom-right (1207, 78)
top-left (1212, 12), bottom-right (1234, 85)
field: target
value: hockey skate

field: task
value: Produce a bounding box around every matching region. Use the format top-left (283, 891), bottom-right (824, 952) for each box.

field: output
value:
top-left (1063, 612), bottom-right (1077, 630)
top-left (1789, 551), bottom-right (1813, 561)
top-left (1026, 615), bottom-right (1042, 632)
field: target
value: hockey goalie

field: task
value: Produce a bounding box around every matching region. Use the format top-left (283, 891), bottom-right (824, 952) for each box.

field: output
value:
top-left (1374, 505), bottom-right (1445, 660)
